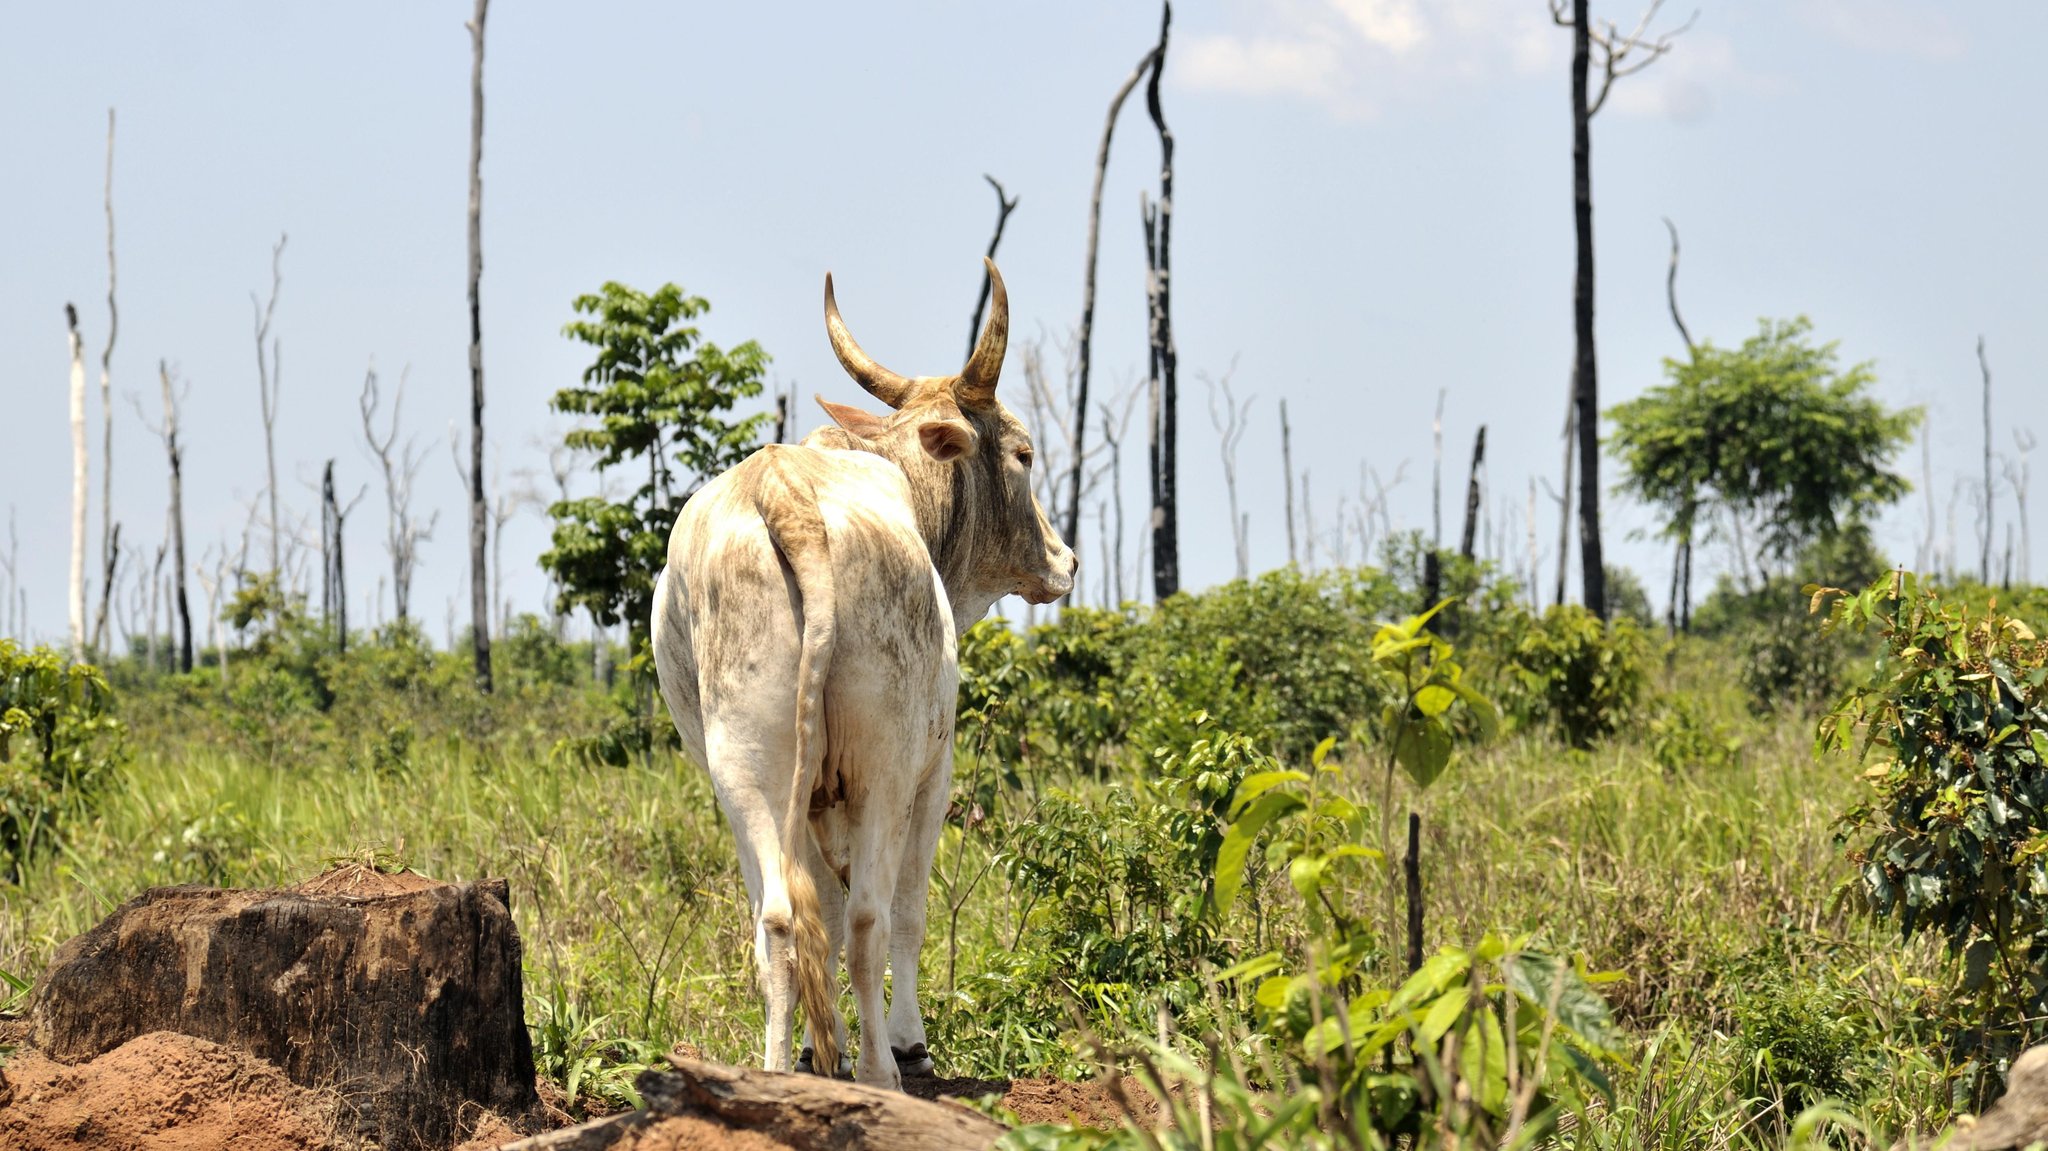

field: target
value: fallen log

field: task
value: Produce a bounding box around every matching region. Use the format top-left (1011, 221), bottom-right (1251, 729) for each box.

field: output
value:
top-left (25, 866), bottom-right (538, 1151)
top-left (500, 1056), bottom-right (1006, 1151)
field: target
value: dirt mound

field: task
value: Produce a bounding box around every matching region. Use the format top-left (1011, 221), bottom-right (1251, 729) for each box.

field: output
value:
top-left (0, 1030), bottom-right (343, 1151)
top-left (905, 1072), bottom-right (1160, 1128)
top-left (291, 861), bottom-right (446, 897)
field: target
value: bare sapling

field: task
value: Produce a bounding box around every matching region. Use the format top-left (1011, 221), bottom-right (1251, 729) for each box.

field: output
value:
top-left (1066, 33), bottom-right (1163, 552)
top-left (67, 304), bottom-right (88, 659)
top-left (966, 175), bottom-right (1018, 363)
top-left (1203, 358), bottom-right (1253, 580)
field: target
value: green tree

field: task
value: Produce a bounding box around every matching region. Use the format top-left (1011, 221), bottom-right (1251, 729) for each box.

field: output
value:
top-left (541, 282), bottom-right (771, 645)
top-left (1609, 317), bottom-right (1919, 608)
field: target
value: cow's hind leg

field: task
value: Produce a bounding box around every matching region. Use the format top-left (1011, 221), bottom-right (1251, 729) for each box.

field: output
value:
top-left (845, 794), bottom-right (915, 1089)
top-left (885, 751), bottom-right (950, 1076)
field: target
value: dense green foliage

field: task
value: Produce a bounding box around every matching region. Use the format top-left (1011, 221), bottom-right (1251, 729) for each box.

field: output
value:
top-left (1608, 317), bottom-right (1919, 582)
top-left (542, 282), bottom-right (771, 640)
top-left (1499, 606), bottom-right (1650, 748)
top-left (1820, 576), bottom-right (2048, 1103)
top-left (0, 641), bottom-right (124, 880)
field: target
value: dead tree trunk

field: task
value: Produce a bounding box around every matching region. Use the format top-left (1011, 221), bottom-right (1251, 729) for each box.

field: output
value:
top-left (1552, 0), bottom-right (1689, 619)
top-left (94, 109), bottom-right (119, 657)
top-left (1566, 0), bottom-right (1605, 619)
top-left (1281, 399), bottom-right (1298, 567)
top-left (1554, 398), bottom-right (1574, 608)
top-left (1065, 41), bottom-right (1160, 552)
top-left (252, 234), bottom-right (286, 578)
top-left (1205, 362), bottom-right (1252, 581)
top-left (362, 365), bottom-right (436, 624)
top-left (1981, 336), bottom-right (1994, 585)
top-left (1664, 217), bottom-right (1698, 630)
top-left (1459, 426), bottom-right (1487, 560)
top-left (159, 362), bottom-right (194, 672)
top-left (966, 175), bottom-right (1018, 363)
top-left (67, 304), bottom-right (88, 660)
top-left (466, 0), bottom-right (495, 691)
top-left (1141, 1), bottom-right (1178, 602)
top-left (1425, 390), bottom-right (1445, 609)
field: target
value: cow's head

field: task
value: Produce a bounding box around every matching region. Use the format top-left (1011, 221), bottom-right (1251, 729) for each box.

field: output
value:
top-left (815, 260), bottom-right (1076, 608)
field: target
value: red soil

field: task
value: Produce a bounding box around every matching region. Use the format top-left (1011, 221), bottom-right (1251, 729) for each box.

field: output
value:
top-left (0, 1030), bottom-right (345, 1151)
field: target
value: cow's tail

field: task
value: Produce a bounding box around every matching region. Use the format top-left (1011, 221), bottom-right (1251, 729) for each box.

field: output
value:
top-left (754, 450), bottom-right (840, 1077)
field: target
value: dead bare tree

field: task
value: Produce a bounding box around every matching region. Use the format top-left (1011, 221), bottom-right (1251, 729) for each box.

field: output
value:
top-left (2007, 428), bottom-right (2036, 587)
top-left (1280, 399), bottom-right (1298, 567)
top-left (1919, 422), bottom-right (1937, 574)
top-left (1980, 336), bottom-right (1994, 584)
top-left (1426, 390), bottom-right (1446, 609)
top-left (319, 461), bottom-right (368, 654)
top-left (1664, 216), bottom-right (1698, 630)
top-left (465, 0), bottom-right (495, 691)
top-left (967, 175), bottom-right (1019, 363)
top-left (1141, 1), bottom-right (1179, 602)
top-left (66, 303), bottom-right (88, 659)
top-left (0, 507), bottom-right (16, 638)
top-left (1065, 36), bottom-right (1162, 553)
top-left (361, 364), bottom-right (437, 623)
top-left (1459, 426), bottom-right (1488, 561)
top-left (1526, 478), bottom-right (1541, 609)
top-left (1551, 0), bottom-right (1692, 619)
top-left (135, 361), bottom-right (195, 671)
top-left (1098, 390), bottom-right (1140, 605)
top-left (195, 541), bottom-right (229, 692)
top-left (94, 109), bottom-right (120, 657)
top-left (1203, 358), bottom-right (1253, 580)
top-left (250, 233), bottom-right (287, 577)
top-left (1553, 400), bottom-right (1574, 607)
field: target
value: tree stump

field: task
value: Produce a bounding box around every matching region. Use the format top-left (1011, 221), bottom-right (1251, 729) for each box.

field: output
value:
top-left (500, 1056), bottom-right (1007, 1151)
top-left (25, 867), bottom-right (538, 1151)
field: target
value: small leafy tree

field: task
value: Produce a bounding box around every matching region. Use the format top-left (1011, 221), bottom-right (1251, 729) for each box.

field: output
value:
top-left (1817, 574), bottom-right (2048, 1104)
top-left (541, 282), bottom-right (771, 646)
top-left (1609, 317), bottom-right (1920, 596)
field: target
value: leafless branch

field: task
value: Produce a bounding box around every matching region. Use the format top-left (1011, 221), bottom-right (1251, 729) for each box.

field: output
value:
top-left (966, 175), bottom-right (1019, 363)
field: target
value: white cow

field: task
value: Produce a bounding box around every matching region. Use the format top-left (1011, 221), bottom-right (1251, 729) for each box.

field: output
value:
top-left (650, 261), bottom-right (1074, 1089)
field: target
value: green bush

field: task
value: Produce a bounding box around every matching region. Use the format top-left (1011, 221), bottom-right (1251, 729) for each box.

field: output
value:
top-left (1730, 976), bottom-right (1865, 1115)
top-left (0, 642), bottom-right (125, 880)
top-left (1820, 574), bottom-right (2048, 1104)
top-left (1736, 614), bottom-right (1846, 716)
top-left (1502, 606), bottom-right (1650, 748)
top-left (1646, 695), bottom-right (1740, 773)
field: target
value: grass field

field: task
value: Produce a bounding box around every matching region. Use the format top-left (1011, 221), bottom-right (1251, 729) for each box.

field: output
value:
top-left (0, 577), bottom-right (2017, 1147)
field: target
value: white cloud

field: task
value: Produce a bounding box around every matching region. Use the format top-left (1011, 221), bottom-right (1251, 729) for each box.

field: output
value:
top-left (1177, 0), bottom-right (1774, 123)
top-left (1798, 0), bottom-right (1965, 60)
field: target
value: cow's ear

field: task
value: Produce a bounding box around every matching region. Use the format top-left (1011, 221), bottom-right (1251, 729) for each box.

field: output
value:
top-left (917, 415), bottom-right (977, 462)
top-left (816, 396), bottom-right (891, 439)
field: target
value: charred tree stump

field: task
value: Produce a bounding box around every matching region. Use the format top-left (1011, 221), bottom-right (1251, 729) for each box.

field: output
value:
top-left (25, 871), bottom-right (537, 1151)
top-left (504, 1057), bottom-right (1006, 1151)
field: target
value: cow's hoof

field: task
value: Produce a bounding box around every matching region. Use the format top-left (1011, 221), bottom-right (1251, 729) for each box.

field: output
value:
top-left (795, 1047), bottom-right (853, 1078)
top-left (892, 1043), bottom-right (935, 1076)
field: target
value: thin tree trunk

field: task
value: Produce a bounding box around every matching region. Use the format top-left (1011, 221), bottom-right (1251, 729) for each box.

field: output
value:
top-left (1980, 336), bottom-right (1993, 585)
top-left (162, 361), bottom-right (194, 672)
top-left (253, 235), bottom-right (285, 577)
top-left (67, 305), bottom-right (88, 660)
top-left (1425, 391), bottom-right (1445, 609)
top-left (1281, 399), bottom-right (1298, 567)
top-left (966, 175), bottom-right (1018, 364)
top-left (1570, 0), bottom-right (1607, 619)
top-left (1404, 811), bottom-right (1423, 975)
top-left (1142, 1), bottom-right (1178, 602)
top-left (95, 109), bottom-right (119, 656)
top-left (1065, 43), bottom-right (1159, 551)
top-left (773, 393), bottom-right (789, 445)
top-left (1555, 398), bottom-right (1574, 608)
top-left (466, 0), bottom-right (495, 692)
top-left (1459, 426), bottom-right (1487, 559)
top-left (1526, 478), bottom-right (1540, 610)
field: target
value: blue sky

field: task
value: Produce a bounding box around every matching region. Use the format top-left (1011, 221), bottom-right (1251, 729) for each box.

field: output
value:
top-left (3, 1), bottom-right (2043, 644)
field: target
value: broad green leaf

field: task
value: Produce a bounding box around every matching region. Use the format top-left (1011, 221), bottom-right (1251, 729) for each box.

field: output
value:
top-left (1394, 716), bottom-right (1454, 790)
top-left (1504, 951), bottom-right (1621, 1053)
top-left (1392, 948), bottom-right (1471, 1011)
top-left (1414, 684), bottom-right (1456, 717)
top-left (1228, 770), bottom-right (1309, 818)
top-left (1418, 985), bottom-right (1470, 1043)
top-left (1215, 950), bottom-right (1284, 985)
top-left (1212, 790), bottom-right (1305, 916)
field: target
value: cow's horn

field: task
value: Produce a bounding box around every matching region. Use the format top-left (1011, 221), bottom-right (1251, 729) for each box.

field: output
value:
top-left (824, 273), bottom-right (915, 410)
top-left (956, 257), bottom-right (1007, 408)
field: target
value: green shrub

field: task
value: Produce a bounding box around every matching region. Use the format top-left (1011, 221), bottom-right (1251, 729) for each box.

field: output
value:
top-left (1819, 574), bottom-right (2048, 1104)
top-left (1730, 976), bottom-right (1864, 1115)
top-left (1503, 606), bottom-right (1650, 748)
top-left (1646, 695), bottom-right (1740, 773)
top-left (1736, 615), bottom-right (1846, 716)
top-left (0, 642), bottom-right (125, 880)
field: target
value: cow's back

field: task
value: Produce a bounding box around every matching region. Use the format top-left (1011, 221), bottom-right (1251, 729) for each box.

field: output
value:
top-left (652, 444), bottom-right (956, 797)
